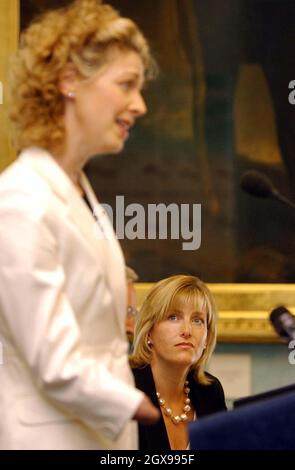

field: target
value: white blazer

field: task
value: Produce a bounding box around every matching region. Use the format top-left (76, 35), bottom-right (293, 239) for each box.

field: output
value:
top-left (0, 147), bottom-right (143, 450)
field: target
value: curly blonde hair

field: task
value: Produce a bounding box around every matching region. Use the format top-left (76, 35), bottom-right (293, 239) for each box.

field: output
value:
top-left (10, 0), bottom-right (156, 153)
top-left (130, 275), bottom-right (218, 385)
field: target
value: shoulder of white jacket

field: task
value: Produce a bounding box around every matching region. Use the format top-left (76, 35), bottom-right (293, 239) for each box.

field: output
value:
top-left (1, 147), bottom-right (75, 204)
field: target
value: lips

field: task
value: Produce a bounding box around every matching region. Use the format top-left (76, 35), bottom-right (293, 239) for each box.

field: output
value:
top-left (175, 342), bottom-right (194, 348)
top-left (116, 118), bottom-right (133, 138)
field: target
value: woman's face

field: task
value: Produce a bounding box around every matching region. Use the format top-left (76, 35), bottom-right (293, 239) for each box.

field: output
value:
top-left (68, 48), bottom-right (146, 156)
top-left (149, 298), bottom-right (208, 369)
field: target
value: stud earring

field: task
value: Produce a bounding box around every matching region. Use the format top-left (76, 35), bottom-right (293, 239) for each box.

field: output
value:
top-left (67, 91), bottom-right (75, 99)
top-left (147, 339), bottom-right (152, 346)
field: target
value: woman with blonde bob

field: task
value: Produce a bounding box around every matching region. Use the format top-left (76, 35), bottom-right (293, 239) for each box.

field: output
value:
top-left (131, 275), bottom-right (227, 450)
top-left (0, 0), bottom-right (159, 450)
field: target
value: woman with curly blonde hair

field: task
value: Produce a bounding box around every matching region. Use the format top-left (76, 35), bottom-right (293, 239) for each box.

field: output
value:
top-left (131, 275), bottom-right (227, 450)
top-left (0, 0), bottom-right (158, 450)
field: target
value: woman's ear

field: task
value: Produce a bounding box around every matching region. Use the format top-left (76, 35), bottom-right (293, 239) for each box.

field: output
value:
top-left (58, 64), bottom-right (80, 98)
top-left (147, 331), bottom-right (153, 347)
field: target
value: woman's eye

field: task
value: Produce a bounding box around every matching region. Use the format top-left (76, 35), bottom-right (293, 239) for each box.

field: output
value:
top-left (120, 81), bottom-right (134, 91)
top-left (192, 317), bottom-right (203, 325)
top-left (167, 314), bottom-right (178, 321)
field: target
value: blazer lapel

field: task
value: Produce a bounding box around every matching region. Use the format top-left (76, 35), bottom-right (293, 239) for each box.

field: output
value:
top-left (80, 173), bottom-right (127, 336)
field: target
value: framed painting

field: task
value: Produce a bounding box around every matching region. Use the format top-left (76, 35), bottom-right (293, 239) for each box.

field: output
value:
top-left (11, 0), bottom-right (295, 341)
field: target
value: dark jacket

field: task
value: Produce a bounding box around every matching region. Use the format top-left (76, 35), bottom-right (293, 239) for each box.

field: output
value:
top-left (132, 365), bottom-right (227, 450)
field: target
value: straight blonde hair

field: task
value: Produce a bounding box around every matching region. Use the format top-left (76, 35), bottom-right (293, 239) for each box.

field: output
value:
top-left (130, 275), bottom-right (218, 385)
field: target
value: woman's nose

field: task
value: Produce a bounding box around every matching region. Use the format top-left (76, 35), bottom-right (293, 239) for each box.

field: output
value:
top-left (181, 321), bottom-right (192, 338)
top-left (130, 92), bottom-right (147, 117)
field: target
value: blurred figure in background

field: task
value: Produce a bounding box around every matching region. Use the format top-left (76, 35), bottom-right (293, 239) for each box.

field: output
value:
top-left (131, 275), bottom-right (227, 450)
top-left (125, 266), bottom-right (139, 348)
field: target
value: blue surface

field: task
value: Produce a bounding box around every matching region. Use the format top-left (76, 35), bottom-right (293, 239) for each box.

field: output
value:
top-left (189, 390), bottom-right (295, 450)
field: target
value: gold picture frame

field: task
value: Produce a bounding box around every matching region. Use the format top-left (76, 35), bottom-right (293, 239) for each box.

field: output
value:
top-left (135, 283), bottom-right (295, 343)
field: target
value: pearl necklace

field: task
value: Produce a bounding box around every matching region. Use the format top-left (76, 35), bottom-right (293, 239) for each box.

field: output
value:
top-left (156, 381), bottom-right (191, 424)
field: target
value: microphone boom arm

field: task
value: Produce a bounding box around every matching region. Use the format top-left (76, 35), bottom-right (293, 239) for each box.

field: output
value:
top-left (272, 189), bottom-right (295, 211)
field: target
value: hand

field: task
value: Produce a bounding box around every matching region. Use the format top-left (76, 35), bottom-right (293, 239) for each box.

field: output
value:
top-left (133, 394), bottom-right (160, 425)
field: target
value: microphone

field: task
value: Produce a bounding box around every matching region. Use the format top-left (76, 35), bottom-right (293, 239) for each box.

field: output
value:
top-left (269, 306), bottom-right (295, 341)
top-left (240, 170), bottom-right (295, 210)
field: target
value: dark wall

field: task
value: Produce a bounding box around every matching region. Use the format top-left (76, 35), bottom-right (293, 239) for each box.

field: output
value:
top-left (20, 0), bottom-right (295, 282)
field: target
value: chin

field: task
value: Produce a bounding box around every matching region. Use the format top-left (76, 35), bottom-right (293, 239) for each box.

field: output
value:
top-left (89, 137), bottom-right (124, 156)
top-left (103, 142), bottom-right (125, 155)
top-left (111, 145), bottom-right (124, 154)
top-left (172, 356), bottom-right (194, 367)
top-left (106, 134), bottom-right (126, 153)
